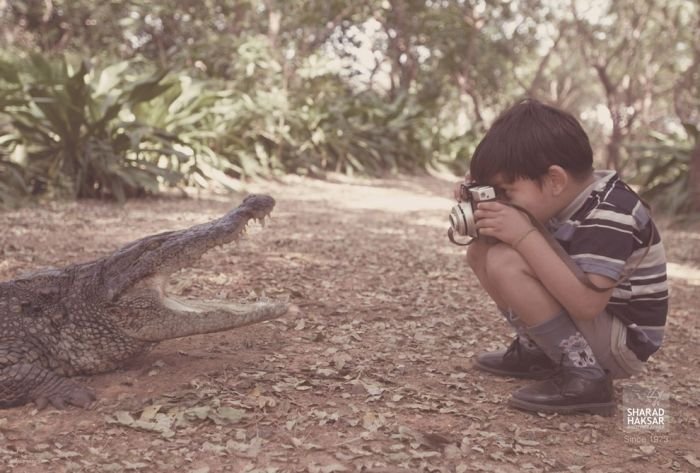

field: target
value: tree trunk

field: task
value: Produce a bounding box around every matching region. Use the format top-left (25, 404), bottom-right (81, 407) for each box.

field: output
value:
top-left (689, 140), bottom-right (700, 212)
top-left (386, 0), bottom-right (417, 99)
top-left (606, 121), bottom-right (623, 172)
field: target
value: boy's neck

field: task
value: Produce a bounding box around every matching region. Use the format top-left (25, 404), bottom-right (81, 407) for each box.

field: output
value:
top-left (552, 172), bottom-right (598, 222)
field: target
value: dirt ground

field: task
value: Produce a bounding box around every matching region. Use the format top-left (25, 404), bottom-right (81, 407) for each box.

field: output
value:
top-left (0, 174), bottom-right (698, 473)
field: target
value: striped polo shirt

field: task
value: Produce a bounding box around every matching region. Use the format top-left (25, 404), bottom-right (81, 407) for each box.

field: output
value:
top-left (549, 170), bottom-right (668, 361)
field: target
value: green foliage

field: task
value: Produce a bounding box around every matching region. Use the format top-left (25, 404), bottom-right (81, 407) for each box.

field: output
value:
top-left (0, 54), bottom-right (203, 204)
top-left (215, 36), bottom-right (466, 178)
top-left (0, 46), bottom-right (459, 208)
top-left (218, 83), bottom-right (434, 178)
top-left (629, 125), bottom-right (697, 214)
top-left (1, 0), bottom-right (698, 212)
top-left (0, 158), bottom-right (30, 209)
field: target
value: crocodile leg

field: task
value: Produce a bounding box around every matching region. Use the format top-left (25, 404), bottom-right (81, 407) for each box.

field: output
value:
top-left (0, 362), bottom-right (96, 409)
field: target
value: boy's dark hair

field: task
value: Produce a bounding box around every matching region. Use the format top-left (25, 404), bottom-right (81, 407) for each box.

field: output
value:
top-left (469, 99), bottom-right (594, 184)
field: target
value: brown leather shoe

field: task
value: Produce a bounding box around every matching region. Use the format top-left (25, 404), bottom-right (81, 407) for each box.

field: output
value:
top-left (475, 337), bottom-right (556, 379)
top-left (508, 369), bottom-right (616, 416)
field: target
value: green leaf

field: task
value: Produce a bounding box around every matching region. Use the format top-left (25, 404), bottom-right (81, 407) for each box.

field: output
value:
top-left (124, 70), bottom-right (174, 105)
top-left (93, 61), bottom-right (130, 96)
top-left (0, 59), bottom-right (20, 83)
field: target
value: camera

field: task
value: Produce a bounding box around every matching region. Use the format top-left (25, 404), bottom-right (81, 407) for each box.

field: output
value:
top-left (448, 184), bottom-right (497, 243)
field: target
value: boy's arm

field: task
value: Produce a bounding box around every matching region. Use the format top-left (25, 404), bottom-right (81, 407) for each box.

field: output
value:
top-left (474, 201), bottom-right (616, 321)
top-left (513, 230), bottom-right (616, 321)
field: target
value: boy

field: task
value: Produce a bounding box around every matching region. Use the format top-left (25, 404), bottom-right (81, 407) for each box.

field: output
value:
top-left (460, 99), bottom-right (668, 415)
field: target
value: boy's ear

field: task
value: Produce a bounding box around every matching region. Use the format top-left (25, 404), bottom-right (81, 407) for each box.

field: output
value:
top-left (546, 165), bottom-right (569, 195)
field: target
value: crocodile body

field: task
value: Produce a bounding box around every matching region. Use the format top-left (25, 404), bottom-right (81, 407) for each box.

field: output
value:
top-left (0, 195), bottom-right (288, 409)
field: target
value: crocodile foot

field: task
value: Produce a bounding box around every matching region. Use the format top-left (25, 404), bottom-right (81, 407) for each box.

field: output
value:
top-left (1, 363), bottom-right (96, 410)
top-left (34, 380), bottom-right (96, 410)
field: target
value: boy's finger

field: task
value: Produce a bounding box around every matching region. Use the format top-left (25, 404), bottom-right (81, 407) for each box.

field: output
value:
top-left (475, 223), bottom-right (495, 236)
top-left (476, 201), bottom-right (503, 211)
top-left (475, 215), bottom-right (497, 228)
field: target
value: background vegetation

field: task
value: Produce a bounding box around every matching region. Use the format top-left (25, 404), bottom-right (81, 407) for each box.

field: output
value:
top-left (0, 0), bottom-right (698, 213)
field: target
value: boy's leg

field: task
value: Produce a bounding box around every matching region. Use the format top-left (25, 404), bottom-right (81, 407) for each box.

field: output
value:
top-left (468, 241), bottom-right (543, 347)
top-left (467, 242), bottom-right (556, 378)
top-left (466, 240), bottom-right (507, 308)
top-left (476, 307), bottom-right (558, 378)
top-left (468, 241), bottom-right (550, 345)
top-left (497, 308), bottom-right (540, 351)
top-left (479, 243), bottom-right (615, 415)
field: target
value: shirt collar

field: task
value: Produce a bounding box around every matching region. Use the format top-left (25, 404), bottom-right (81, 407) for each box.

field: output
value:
top-left (551, 170), bottom-right (617, 226)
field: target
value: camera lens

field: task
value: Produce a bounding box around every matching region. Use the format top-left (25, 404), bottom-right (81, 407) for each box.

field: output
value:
top-left (449, 203), bottom-right (477, 239)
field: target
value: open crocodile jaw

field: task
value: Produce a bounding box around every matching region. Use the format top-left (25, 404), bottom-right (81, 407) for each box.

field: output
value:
top-left (98, 194), bottom-right (289, 342)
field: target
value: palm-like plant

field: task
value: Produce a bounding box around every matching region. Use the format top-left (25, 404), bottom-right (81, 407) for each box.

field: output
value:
top-left (0, 54), bottom-right (194, 203)
top-left (628, 124), bottom-right (698, 214)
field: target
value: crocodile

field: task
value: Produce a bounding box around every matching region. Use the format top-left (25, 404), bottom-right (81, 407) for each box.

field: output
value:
top-left (0, 194), bottom-right (289, 409)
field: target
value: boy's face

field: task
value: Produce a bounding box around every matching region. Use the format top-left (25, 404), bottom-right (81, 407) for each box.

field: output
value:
top-left (487, 174), bottom-right (557, 222)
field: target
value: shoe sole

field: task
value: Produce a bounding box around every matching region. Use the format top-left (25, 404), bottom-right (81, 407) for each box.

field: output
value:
top-left (474, 361), bottom-right (556, 380)
top-left (508, 397), bottom-right (616, 416)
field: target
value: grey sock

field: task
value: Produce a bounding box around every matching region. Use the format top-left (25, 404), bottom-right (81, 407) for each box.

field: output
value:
top-left (525, 310), bottom-right (605, 379)
top-left (498, 307), bottom-right (541, 352)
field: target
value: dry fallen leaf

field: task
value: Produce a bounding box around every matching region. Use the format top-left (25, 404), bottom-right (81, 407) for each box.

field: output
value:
top-left (683, 454), bottom-right (700, 468)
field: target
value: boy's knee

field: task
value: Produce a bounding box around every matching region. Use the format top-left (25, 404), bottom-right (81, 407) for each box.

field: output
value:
top-left (485, 243), bottom-right (530, 281)
top-left (466, 240), bottom-right (492, 273)
top-left (466, 245), bottom-right (483, 271)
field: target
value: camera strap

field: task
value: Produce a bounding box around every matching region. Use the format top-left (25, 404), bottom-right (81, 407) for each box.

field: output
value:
top-left (447, 226), bottom-right (473, 246)
top-left (508, 202), bottom-right (654, 293)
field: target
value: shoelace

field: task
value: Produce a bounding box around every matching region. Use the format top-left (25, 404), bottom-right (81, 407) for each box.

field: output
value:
top-left (503, 336), bottom-right (524, 360)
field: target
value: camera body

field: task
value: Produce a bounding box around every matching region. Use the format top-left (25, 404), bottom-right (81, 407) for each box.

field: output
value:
top-left (449, 184), bottom-right (497, 240)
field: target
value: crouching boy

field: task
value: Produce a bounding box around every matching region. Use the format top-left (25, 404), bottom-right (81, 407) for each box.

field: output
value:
top-left (462, 99), bottom-right (668, 415)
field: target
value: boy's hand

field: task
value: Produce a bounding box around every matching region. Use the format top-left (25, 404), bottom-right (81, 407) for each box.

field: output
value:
top-left (474, 201), bottom-right (533, 247)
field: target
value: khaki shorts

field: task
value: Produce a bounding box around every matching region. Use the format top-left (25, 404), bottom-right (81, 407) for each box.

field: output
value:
top-left (573, 312), bottom-right (644, 379)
